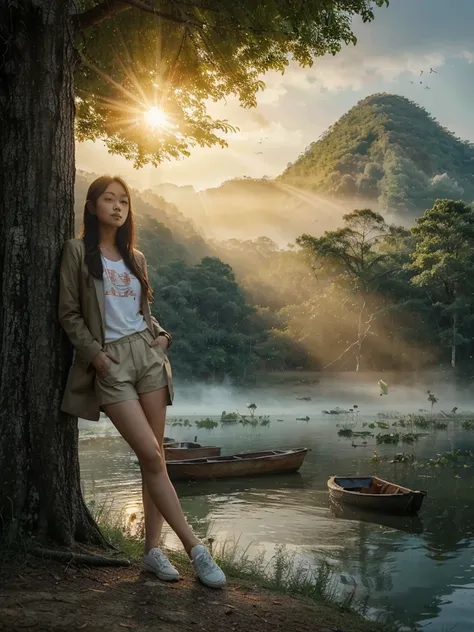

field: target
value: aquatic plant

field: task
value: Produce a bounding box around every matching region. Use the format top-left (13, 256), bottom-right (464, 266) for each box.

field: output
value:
top-left (390, 453), bottom-right (416, 464)
top-left (296, 416), bottom-right (310, 422)
top-left (367, 421), bottom-right (390, 430)
top-left (420, 449), bottom-right (474, 468)
top-left (427, 390), bottom-right (438, 412)
top-left (238, 416), bottom-right (259, 427)
top-left (195, 418), bottom-right (218, 430)
top-left (338, 428), bottom-right (354, 438)
top-left (376, 433), bottom-right (400, 445)
top-left (409, 414), bottom-right (432, 429)
top-left (221, 411), bottom-right (238, 423)
top-left (247, 403), bottom-right (257, 417)
top-left (376, 411), bottom-right (401, 420)
top-left (461, 419), bottom-right (474, 431)
top-left (260, 418), bottom-right (271, 427)
top-left (401, 433), bottom-right (420, 444)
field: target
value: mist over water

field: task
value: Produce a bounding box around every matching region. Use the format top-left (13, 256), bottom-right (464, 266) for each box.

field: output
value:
top-left (92, 371), bottom-right (474, 420)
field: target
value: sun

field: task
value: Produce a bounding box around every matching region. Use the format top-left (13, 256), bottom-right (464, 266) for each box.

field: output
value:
top-left (144, 106), bottom-right (168, 128)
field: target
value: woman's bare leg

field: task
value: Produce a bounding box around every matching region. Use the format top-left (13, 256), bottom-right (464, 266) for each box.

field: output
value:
top-left (103, 398), bottom-right (200, 555)
top-left (139, 387), bottom-right (167, 554)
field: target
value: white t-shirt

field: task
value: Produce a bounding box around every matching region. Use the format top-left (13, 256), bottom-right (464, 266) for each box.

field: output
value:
top-left (101, 255), bottom-right (147, 342)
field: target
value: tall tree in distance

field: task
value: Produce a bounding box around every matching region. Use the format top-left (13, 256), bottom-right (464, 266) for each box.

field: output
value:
top-left (297, 209), bottom-right (403, 371)
top-left (409, 199), bottom-right (474, 369)
top-left (0, 0), bottom-right (389, 548)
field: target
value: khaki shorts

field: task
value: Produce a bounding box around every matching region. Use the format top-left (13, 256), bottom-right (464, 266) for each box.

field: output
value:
top-left (95, 328), bottom-right (170, 407)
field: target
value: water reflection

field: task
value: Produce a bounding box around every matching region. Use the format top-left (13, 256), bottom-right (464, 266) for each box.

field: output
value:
top-left (329, 500), bottom-right (425, 535)
top-left (79, 401), bottom-right (474, 632)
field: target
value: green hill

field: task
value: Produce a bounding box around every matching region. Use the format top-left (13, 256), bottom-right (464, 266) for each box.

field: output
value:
top-left (280, 93), bottom-right (474, 216)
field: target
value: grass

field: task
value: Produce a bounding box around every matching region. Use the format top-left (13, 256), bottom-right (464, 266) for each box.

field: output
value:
top-left (83, 501), bottom-right (408, 632)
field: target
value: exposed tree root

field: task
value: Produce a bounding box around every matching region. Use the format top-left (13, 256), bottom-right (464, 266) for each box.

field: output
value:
top-left (28, 546), bottom-right (130, 567)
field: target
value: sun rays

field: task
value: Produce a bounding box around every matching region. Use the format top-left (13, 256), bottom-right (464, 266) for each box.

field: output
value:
top-left (144, 105), bottom-right (169, 128)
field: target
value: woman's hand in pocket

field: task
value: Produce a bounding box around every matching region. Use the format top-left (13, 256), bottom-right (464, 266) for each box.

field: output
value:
top-left (151, 334), bottom-right (169, 352)
top-left (91, 350), bottom-right (112, 378)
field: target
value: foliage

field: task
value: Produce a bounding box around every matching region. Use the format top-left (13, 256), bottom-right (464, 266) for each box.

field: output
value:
top-left (296, 210), bottom-right (409, 370)
top-left (195, 418), bottom-right (218, 429)
top-left (221, 411), bottom-right (238, 423)
top-left (401, 433), bottom-right (420, 444)
top-left (426, 390), bottom-right (438, 412)
top-left (376, 433), bottom-right (399, 444)
top-left (74, 0), bottom-right (388, 166)
top-left (421, 450), bottom-right (474, 468)
top-left (390, 453), bottom-right (415, 464)
top-left (366, 421), bottom-right (390, 430)
top-left (409, 201), bottom-right (474, 367)
top-left (281, 93), bottom-right (474, 215)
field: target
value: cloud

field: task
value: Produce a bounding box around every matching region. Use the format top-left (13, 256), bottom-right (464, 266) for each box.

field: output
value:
top-left (256, 49), bottom-right (454, 99)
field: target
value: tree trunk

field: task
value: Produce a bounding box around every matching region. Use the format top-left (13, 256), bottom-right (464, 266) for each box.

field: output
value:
top-left (355, 301), bottom-right (366, 372)
top-left (451, 313), bottom-right (457, 369)
top-left (0, 1), bottom-right (102, 546)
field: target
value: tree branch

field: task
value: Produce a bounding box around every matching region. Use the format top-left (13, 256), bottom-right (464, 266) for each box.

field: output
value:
top-left (75, 1), bottom-right (131, 31)
top-left (75, 0), bottom-right (201, 32)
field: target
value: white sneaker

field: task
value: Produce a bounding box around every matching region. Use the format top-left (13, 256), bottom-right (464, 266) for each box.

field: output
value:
top-left (143, 548), bottom-right (180, 582)
top-left (190, 544), bottom-right (226, 588)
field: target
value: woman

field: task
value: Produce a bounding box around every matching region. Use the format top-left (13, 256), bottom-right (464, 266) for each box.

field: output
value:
top-left (59, 175), bottom-right (226, 588)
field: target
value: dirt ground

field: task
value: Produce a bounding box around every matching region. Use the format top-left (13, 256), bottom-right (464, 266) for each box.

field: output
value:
top-left (0, 556), bottom-right (385, 632)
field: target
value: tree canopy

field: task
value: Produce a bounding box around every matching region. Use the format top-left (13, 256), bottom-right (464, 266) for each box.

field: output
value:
top-left (74, 0), bottom-right (388, 166)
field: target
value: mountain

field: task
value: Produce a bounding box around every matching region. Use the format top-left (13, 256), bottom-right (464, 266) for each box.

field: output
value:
top-left (151, 94), bottom-right (474, 236)
top-left (280, 93), bottom-right (474, 216)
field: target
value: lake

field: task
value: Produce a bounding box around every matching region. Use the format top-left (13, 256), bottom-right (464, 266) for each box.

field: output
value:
top-left (79, 372), bottom-right (474, 631)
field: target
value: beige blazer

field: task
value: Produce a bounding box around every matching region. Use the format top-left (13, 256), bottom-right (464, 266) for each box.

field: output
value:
top-left (58, 238), bottom-right (173, 421)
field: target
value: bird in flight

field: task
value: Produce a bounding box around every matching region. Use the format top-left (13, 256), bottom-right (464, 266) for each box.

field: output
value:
top-left (420, 70), bottom-right (424, 76)
top-left (425, 86), bottom-right (431, 90)
top-left (430, 68), bottom-right (437, 74)
top-left (255, 151), bottom-right (263, 155)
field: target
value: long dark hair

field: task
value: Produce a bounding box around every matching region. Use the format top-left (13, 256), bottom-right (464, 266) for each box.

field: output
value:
top-left (80, 176), bottom-right (152, 301)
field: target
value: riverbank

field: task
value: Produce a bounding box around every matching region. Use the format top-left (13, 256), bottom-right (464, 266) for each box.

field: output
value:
top-left (0, 551), bottom-right (396, 632)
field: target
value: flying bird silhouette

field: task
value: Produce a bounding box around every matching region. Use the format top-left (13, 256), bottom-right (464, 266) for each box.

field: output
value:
top-left (430, 68), bottom-right (437, 74)
top-left (420, 70), bottom-right (424, 76)
top-left (425, 86), bottom-right (431, 90)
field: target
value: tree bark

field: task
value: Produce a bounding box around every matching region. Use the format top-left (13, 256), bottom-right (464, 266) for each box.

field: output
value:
top-left (0, 1), bottom-right (102, 546)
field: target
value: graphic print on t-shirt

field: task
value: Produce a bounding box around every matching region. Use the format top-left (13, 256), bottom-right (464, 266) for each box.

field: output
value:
top-left (104, 268), bottom-right (136, 298)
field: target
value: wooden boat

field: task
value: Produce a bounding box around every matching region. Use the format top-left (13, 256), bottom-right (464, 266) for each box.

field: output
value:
top-left (167, 448), bottom-right (308, 481)
top-left (327, 476), bottom-right (427, 515)
top-left (165, 442), bottom-right (221, 461)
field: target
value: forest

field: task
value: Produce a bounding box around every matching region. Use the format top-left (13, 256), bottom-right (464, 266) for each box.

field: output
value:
top-left (76, 166), bottom-right (474, 381)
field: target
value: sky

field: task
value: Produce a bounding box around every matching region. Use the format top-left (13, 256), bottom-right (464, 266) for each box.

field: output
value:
top-left (76, 0), bottom-right (474, 192)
